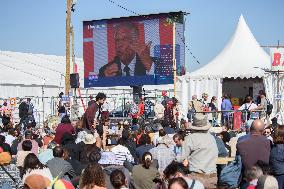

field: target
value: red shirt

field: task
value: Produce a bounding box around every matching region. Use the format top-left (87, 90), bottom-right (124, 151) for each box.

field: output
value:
top-left (54, 123), bottom-right (75, 144)
top-left (138, 102), bottom-right (145, 117)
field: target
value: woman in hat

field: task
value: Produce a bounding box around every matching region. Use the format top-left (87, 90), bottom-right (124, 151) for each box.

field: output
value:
top-left (78, 134), bottom-right (101, 165)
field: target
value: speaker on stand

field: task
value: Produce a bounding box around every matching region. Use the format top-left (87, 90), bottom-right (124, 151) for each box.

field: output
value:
top-left (70, 73), bottom-right (80, 120)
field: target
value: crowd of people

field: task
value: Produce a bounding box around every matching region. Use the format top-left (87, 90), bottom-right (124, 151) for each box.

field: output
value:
top-left (187, 91), bottom-right (271, 129)
top-left (0, 92), bottom-right (282, 189)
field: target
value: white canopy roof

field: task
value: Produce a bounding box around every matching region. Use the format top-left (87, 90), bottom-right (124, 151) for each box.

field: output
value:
top-left (0, 51), bottom-right (84, 86)
top-left (189, 15), bottom-right (270, 79)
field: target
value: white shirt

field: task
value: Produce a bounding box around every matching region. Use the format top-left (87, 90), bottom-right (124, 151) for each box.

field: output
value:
top-left (111, 144), bottom-right (134, 165)
top-left (239, 103), bottom-right (258, 110)
top-left (120, 55), bottom-right (154, 76)
top-left (5, 134), bottom-right (15, 146)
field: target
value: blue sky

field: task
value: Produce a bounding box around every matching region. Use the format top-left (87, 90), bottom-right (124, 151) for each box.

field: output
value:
top-left (0, 0), bottom-right (283, 71)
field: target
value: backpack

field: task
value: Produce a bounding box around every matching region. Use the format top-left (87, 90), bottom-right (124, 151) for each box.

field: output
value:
top-left (219, 155), bottom-right (242, 188)
top-left (266, 98), bottom-right (273, 115)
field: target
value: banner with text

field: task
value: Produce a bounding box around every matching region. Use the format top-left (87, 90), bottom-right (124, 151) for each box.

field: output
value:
top-left (271, 48), bottom-right (284, 71)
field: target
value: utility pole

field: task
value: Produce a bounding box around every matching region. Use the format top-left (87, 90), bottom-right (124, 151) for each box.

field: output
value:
top-left (173, 22), bottom-right (177, 97)
top-left (71, 26), bottom-right (76, 73)
top-left (65, 0), bottom-right (72, 95)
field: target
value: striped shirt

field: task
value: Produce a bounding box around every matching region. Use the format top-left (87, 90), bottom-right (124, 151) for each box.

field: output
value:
top-left (111, 145), bottom-right (134, 165)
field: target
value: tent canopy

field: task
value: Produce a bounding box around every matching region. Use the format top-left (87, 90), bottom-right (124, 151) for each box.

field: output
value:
top-left (189, 15), bottom-right (270, 79)
top-left (0, 51), bottom-right (84, 87)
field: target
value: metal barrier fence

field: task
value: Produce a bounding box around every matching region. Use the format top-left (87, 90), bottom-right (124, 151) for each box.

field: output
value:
top-left (189, 110), bottom-right (267, 130)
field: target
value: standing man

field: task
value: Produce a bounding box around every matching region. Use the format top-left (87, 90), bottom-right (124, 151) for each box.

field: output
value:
top-left (201, 93), bottom-right (209, 108)
top-left (83, 92), bottom-right (106, 131)
top-left (221, 94), bottom-right (233, 126)
top-left (251, 91), bottom-right (268, 120)
top-left (138, 98), bottom-right (145, 120)
top-left (19, 99), bottom-right (29, 128)
top-left (187, 95), bottom-right (203, 122)
top-left (99, 22), bottom-right (156, 77)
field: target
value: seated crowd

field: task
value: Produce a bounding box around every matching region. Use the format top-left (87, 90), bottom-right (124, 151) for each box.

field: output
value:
top-left (0, 94), bottom-right (282, 189)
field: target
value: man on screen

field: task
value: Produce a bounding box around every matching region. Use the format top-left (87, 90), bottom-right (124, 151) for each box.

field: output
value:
top-left (99, 22), bottom-right (156, 77)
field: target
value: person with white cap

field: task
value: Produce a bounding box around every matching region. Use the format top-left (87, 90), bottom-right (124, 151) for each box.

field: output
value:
top-left (179, 113), bottom-right (218, 189)
top-left (78, 133), bottom-right (101, 165)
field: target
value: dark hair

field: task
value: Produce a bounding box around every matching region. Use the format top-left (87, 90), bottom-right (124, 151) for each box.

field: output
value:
top-left (245, 96), bottom-right (253, 103)
top-left (0, 135), bottom-right (5, 144)
top-left (163, 162), bottom-right (188, 179)
top-left (79, 163), bottom-right (105, 189)
top-left (168, 177), bottom-right (188, 189)
top-left (24, 130), bottom-right (33, 139)
top-left (59, 92), bottom-right (64, 98)
top-left (255, 160), bottom-right (272, 175)
top-left (273, 125), bottom-right (284, 144)
top-left (53, 146), bottom-right (64, 158)
top-left (220, 131), bottom-right (231, 143)
top-left (96, 125), bottom-right (104, 137)
top-left (223, 94), bottom-right (229, 99)
top-left (159, 129), bottom-right (166, 137)
top-left (110, 169), bottom-right (126, 189)
top-left (142, 152), bottom-right (152, 169)
top-left (23, 153), bottom-right (46, 176)
top-left (61, 115), bottom-right (71, 124)
top-left (122, 130), bottom-right (130, 140)
top-left (259, 90), bottom-right (266, 96)
top-left (139, 134), bottom-right (151, 145)
top-left (96, 92), bottom-right (106, 101)
top-left (173, 133), bottom-right (183, 141)
top-left (89, 150), bottom-right (101, 163)
top-left (22, 140), bottom-right (32, 151)
top-left (102, 118), bottom-right (110, 124)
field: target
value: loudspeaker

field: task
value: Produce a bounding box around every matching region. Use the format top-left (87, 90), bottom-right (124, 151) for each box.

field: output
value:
top-left (70, 73), bottom-right (79, 88)
top-left (131, 86), bottom-right (142, 103)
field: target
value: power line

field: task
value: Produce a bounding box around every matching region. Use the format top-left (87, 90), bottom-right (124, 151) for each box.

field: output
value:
top-left (106, 0), bottom-right (200, 64)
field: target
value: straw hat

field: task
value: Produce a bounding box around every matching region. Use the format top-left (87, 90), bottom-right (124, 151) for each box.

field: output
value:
top-left (83, 134), bottom-right (97, 145)
top-left (190, 113), bottom-right (211, 131)
top-left (0, 152), bottom-right (11, 165)
top-left (24, 174), bottom-right (50, 189)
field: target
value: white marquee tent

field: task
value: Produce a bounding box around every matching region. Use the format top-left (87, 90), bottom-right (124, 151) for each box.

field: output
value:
top-left (181, 15), bottom-right (271, 110)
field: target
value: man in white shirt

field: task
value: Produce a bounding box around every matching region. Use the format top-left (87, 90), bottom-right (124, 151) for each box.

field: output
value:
top-left (99, 22), bottom-right (156, 77)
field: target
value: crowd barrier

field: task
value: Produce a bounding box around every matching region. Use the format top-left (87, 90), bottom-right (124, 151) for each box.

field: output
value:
top-left (189, 110), bottom-right (267, 130)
